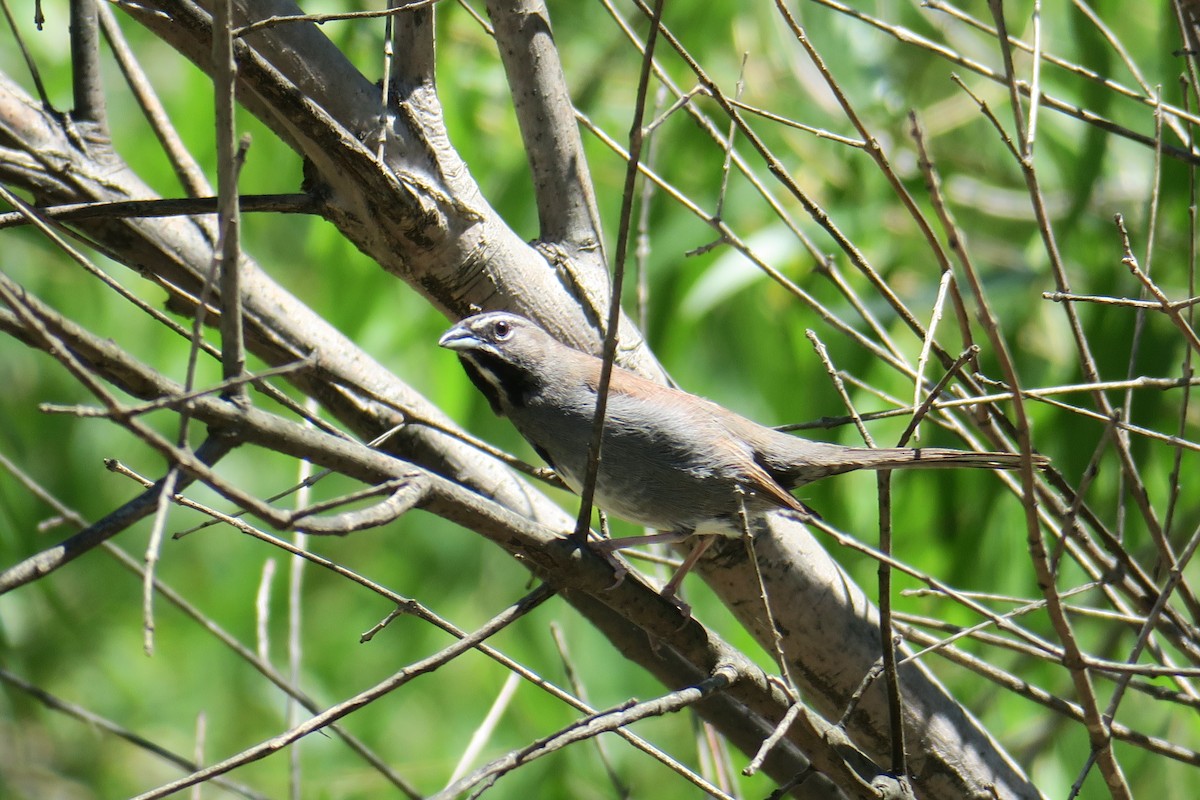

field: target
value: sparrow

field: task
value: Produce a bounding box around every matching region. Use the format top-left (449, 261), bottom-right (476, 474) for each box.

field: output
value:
top-left (438, 312), bottom-right (1046, 555)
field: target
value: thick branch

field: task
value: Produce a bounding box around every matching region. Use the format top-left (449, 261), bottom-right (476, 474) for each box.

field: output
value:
top-left (486, 0), bottom-right (607, 260)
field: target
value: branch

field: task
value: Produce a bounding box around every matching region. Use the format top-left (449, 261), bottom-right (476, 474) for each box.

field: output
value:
top-left (486, 0), bottom-right (607, 260)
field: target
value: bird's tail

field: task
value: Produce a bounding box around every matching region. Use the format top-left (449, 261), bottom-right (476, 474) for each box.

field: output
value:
top-left (757, 435), bottom-right (1048, 489)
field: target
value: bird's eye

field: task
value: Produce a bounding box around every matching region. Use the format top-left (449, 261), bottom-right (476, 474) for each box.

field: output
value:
top-left (492, 320), bottom-right (512, 340)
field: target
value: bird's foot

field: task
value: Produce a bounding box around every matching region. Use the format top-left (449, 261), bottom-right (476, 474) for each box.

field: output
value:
top-left (599, 549), bottom-right (629, 591)
top-left (661, 587), bottom-right (693, 628)
top-left (583, 536), bottom-right (630, 590)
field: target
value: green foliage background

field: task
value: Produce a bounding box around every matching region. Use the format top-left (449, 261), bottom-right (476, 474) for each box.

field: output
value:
top-left (1, 1), bottom-right (1197, 797)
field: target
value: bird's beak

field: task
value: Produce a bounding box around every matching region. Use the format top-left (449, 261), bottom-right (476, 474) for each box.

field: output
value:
top-left (438, 323), bottom-right (478, 352)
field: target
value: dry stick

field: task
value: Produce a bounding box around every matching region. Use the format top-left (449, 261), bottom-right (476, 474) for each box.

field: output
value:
top-left (697, 721), bottom-right (739, 799)
top-left (233, 0), bottom-right (441, 38)
top-left (978, 0), bottom-right (1200, 633)
top-left (736, 492), bottom-right (796, 696)
top-left (445, 671), bottom-right (520, 787)
top-left (0, 436), bottom-right (235, 594)
top-left (642, 85), bottom-right (705, 136)
top-left (69, 0), bottom-right (106, 128)
top-left (687, 52), bottom-right (745, 257)
top-left (912, 271), bottom-right (953, 442)
top-left (142, 465), bottom-right (179, 655)
top-left (1, 0), bottom-right (51, 107)
top-left (549, 623), bottom-right (630, 798)
top-left (1117, 216), bottom-right (1200, 356)
top-left (0, 461), bottom-right (411, 791)
top-left (575, 108), bottom-right (914, 378)
top-left (96, 0), bottom-right (211, 197)
top-left (1175, 1), bottom-right (1200, 94)
top-left (745, 703), bottom-right (801, 778)
top-left (116, 460), bottom-right (731, 799)
top-left (1050, 417), bottom-right (1119, 575)
top-left (431, 665), bottom-right (740, 800)
top-left (610, 0), bottom-right (914, 368)
top-left (985, 6), bottom-right (1130, 796)
top-left (893, 624), bottom-right (1200, 766)
top-left (899, 582), bottom-right (1103, 671)
top-left (806, 329), bottom-right (912, 779)
top-left (0, 194), bottom-right (317, 229)
top-left (213, 0), bottom-right (248, 403)
top-left (924, 0), bottom-right (1196, 143)
top-left (142, 10), bottom-right (250, 644)
top-left (938, 52), bottom-right (1200, 666)
top-left (725, 97), bottom-right (866, 146)
top-left (879, 345), bottom-right (977, 780)
top-left (1043, 291), bottom-right (1200, 310)
top-left (1024, 0), bottom-right (1044, 151)
top-left (41, 358), bottom-right (315, 420)
top-left (191, 713), bottom-right (207, 800)
top-left (1110, 92), bottom-right (1165, 617)
top-left (375, 3), bottom-right (394, 164)
top-left (288, 405), bottom-right (314, 800)
top-left (635, 84), bottom-right (666, 335)
top-left (573, 0), bottom-right (665, 542)
top-left (598, 0), bottom-right (913, 368)
top-left (129, 585), bottom-right (556, 800)
top-left (898, 347), bottom-right (979, 447)
top-left (1165, 73), bottom-right (1200, 571)
top-left (0, 668), bottom-right (269, 800)
top-left (903, 589), bottom-right (1147, 626)
top-left (0, 266), bottom-right (356, 535)
top-left (736, 488), bottom-right (805, 780)
top-left (812, 0), bottom-right (1199, 165)
top-left (255, 558), bottom-right (276, 663)
top-left (875, 472), bottom-right (907, 780)
top-left (805, 331), bottom-right (873, 445)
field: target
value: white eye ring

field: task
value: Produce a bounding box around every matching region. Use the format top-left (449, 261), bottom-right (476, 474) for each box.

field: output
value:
top-left (493, 320), bottom-right (513, 340)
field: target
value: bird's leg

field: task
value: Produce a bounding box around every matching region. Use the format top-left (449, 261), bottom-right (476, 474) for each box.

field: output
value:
top-left (592, 529), bottom-right (696, 551)
top-left (659, 535), bottom-right (716, 619)
top-left (593, 530), bottom-right (708, 618)
top-left (590, 529), bottom-right (692, 590)
top-left (587, 511), bottom-right (629, 588)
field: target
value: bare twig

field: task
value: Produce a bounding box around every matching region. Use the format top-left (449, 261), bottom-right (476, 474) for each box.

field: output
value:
top-left (130, 585), bottom-right (557, 800)
top-left (432, 664), bottom-right (739, 800)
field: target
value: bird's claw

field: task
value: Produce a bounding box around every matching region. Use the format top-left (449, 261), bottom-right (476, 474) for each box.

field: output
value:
top-left (587, 538), bottom-right (630, 590)
top-left (661, 587), bottom-right (693, 627)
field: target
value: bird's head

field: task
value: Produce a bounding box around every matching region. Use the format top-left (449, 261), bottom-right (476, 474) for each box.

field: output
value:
top-left (438, 312), bottom-right (558, 415)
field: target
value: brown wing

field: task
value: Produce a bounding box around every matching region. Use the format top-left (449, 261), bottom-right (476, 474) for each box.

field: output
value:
top-left (585, 356), bottom-right (810, 514)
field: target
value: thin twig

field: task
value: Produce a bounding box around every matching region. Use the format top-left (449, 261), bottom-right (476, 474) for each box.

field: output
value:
top-left (130, 586), bottom-right (557, 800)
top-left (573, 0), bottom-right (666, 541)
top-left (432, 665), bottom-right (739, 800)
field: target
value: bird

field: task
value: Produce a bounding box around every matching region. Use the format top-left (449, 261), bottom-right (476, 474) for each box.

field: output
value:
top-left (439, 311), bottom-right (1045, 593)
